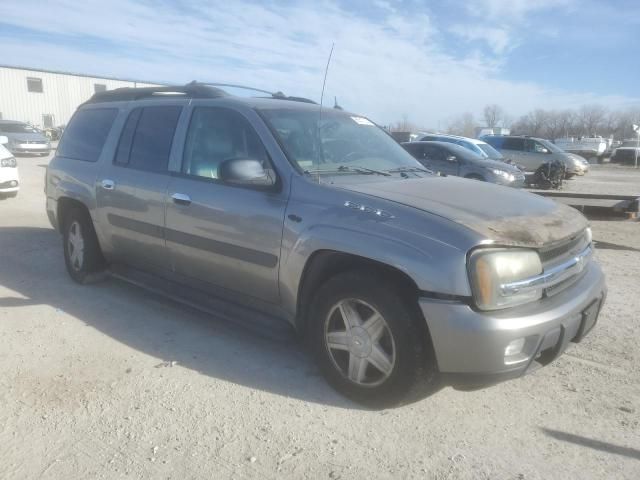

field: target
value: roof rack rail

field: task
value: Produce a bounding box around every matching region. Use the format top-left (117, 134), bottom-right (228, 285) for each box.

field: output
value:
top-left (198, 83), bottom-right (317, 103)
top-left (84, 82), bottom-right (229, 104)
top-left (83, 80), bottom-right (317, 105)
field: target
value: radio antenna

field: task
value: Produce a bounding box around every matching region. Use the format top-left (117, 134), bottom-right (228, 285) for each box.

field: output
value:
top-left (315, 42), bottom-right (335, 182)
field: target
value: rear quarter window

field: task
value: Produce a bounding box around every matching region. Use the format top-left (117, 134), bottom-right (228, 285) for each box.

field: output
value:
top-left (57, 108), bottom-right (118, 162)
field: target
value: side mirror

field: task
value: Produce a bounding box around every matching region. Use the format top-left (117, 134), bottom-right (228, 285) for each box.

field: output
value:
top-left (541, 148), bottom-right (549, 154)
top-left (446, 155), bottom-right (457, 162)
top-left (218, 158), bottom-right (276, 187)
top-left (0, 136), bottom-right (8, 145)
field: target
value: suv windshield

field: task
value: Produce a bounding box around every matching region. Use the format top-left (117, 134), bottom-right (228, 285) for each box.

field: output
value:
top-left (0, 123), bottom-right (40, 134)
top-left (258, 108), bottom-right (423, 173)
top-left (477, 143), bottom-right (503, 159)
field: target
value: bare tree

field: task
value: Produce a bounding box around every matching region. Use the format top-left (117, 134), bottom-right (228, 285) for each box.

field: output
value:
top-left (483, 104), bottom-right (504, 128)
top-left (578, 105), bottom-right (607, 136)
top-left (446, 112), bottom-right (476, 138)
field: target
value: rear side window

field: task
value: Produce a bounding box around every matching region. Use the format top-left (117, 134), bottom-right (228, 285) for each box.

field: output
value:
top-left (502, 138), bottom-right (525, 151)
top-left (115, 106), bottom-right (182, 172)
top-left (57, 108), bottom-right (118, 162)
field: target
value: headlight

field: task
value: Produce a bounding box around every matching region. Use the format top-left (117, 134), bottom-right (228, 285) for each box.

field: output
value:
top-left (1, 157), bottom-right (17, 168)
top-left (491, 169), bottom-right (515, 182)
top-left (468, 249), bottom-right (543, 310)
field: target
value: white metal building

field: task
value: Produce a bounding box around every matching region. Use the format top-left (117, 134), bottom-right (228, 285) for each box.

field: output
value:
top-left (0, 65), bottom-right (160, 128)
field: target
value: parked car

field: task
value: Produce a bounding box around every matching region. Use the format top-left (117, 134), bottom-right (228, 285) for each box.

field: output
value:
top-left (419, 133), bottom-right (506, 162)
top-left (402, 141), bottom-right (525, 187)
top-left (0, 120), bottom-right (51, 156)
top-left (46, 83), bottom-right (606, 408)
top-left (0, 136), bottom-right (19, 198)
top-left (482, 135), bottom-right (587, 178)
top-left (610, 140), bottom-right (640, 165)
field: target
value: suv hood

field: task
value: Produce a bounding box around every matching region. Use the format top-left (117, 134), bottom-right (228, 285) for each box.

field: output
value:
top-left (342, 176), bottom-right (587, 248)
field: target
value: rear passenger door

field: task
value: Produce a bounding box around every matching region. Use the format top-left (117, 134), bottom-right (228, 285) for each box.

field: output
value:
top-left (95, 103), bottom-right (184, 272)
top-left (164, 106), bottom-right (287, 304)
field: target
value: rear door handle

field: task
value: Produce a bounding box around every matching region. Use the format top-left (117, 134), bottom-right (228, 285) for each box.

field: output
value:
top-left (171, 193), bottom-right (192, 206)
top-left (101, 179), bottom-right (115, 190)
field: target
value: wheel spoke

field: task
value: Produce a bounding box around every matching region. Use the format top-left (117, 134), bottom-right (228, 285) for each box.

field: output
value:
top-left (348, 355), bottom-right (367, 383)
top-left (368, 345), bottom-right (393, 375)
top-left (362, 313), bottom-right (385, 341)
top-left (326, 331), bottom-right (350, 351)
top-left (338, 301), bottom-right (362, 329)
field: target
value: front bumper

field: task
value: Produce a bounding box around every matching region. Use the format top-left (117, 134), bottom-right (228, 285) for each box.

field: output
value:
top-left (0, 168), bottom-right (20, 192)
top-left (419, 261), bottom-right (606, 387)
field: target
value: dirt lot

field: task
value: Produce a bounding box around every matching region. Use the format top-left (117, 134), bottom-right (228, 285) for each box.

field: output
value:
top-left (1, 153), bottom-right (639, 480)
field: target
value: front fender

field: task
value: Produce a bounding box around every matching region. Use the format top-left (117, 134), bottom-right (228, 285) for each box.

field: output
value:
top-left (279, 222), bottom-right (471, 320)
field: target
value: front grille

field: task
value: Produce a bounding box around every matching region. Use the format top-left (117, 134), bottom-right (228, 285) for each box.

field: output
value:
top-left (539, 230), bottom-right (591, 297)
top-left (539, 231), bottom-right (589, 266)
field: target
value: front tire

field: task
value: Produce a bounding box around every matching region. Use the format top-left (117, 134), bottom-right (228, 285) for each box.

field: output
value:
top-left (309, 270), bottom-right (438, 408)
top-left (62, 208), bottom-right (106, 284)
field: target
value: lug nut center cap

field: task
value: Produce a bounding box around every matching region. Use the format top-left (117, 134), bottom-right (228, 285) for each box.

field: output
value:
top-left (348, 327), bottom-right (372, 358)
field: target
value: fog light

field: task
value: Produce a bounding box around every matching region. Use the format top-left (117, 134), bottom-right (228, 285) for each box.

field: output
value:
top-left (505, 338), bottom-right (526, 357)
top-left (10, 180), bottom-right (17, 187)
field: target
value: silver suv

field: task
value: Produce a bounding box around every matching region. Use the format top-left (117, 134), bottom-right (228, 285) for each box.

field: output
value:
top-left (45, 83), bottom-right (606, 408)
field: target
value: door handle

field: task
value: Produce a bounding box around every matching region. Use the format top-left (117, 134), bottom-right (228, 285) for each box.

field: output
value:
top-left (171, 193), bottom-right (192, 206)
top-left (101, 179), bottom-right (115, 190)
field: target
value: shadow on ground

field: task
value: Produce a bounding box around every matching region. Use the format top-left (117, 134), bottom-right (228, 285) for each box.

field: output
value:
top-left (542, 428), bottom-right (640, 461)
top-left (0, 226), bottom-right (367, 409)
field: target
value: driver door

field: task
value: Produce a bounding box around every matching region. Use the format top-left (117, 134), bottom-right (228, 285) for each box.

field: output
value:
top-left (164, 106), bottom-right (287, 304)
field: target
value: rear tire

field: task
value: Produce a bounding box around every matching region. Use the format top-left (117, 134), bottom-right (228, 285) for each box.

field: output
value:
top-left (62, 207), bottom-right (106, 284)
top-left (309, 270), bottom-right (438, 408)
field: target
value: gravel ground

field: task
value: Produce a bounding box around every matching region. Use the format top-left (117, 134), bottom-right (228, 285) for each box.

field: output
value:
top-left (1, 155), bottom-right (638, 479)
top-left (557, 164), bottom-right (640, 196)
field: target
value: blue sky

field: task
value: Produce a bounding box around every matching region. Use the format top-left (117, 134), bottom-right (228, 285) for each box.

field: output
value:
top-left (0, 0), bottom-right (638, 127)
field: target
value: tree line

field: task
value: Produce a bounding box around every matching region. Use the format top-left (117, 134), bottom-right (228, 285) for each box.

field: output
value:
top-left (393, 104), bottom-right (640, 141)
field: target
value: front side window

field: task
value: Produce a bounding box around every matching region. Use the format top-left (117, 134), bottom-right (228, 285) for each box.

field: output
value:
top-left (115, 106), bottom-right (182, 172)
top-left (27, 77), bottom-right (43, 93)
top-left (423, 145), bottom-right (446, 162)
top-left (57, 108), bottom-right (118, 162)
top-left (182, 107), bottom-right (268, 179)
top-left (527, 139), bottom-right (550, 153)
top-left (259, 108), bottom-right (422, 173)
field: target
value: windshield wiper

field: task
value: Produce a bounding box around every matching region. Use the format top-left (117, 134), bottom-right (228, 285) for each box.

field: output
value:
top-left (338, 165), bottom-right (391, 176)
top-left (387, 166), bottom-right (433, 174)
top-left (305, 165), bottom-right (391, 176)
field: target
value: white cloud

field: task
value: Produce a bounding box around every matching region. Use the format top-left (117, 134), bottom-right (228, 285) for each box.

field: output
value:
top-left (449, 25), bottom-right (512, 54)
top-left (0, 0), bottom-right (635, 128)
